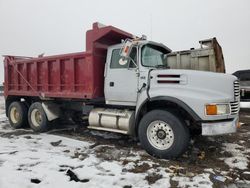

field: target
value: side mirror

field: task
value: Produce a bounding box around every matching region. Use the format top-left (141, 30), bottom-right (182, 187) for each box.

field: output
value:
top-left (118, 58), bottom-right (128, 66)
top-left (120, 39), bottom-right (138, 69)
top-left (120, 39), bottom-right (133, 58)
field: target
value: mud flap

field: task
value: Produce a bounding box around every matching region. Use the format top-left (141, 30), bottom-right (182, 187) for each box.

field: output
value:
top-left (42, 102), bottom-right (60, 121)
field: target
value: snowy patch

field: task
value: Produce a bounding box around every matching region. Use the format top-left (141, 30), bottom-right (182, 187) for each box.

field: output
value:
top-left (204, 168), bottom-right (215, 174)
top-left (172, 173), bottom-right (213, 188)
top-left (0, 109), bottom-right (153, 187)
top-left (0, 134), bottom-right (91, 187)
top-left (221, 143), bottom-right (250, 170)
top-left (0, 113), bottom-right (7, 121)
top-left (0, 130), bottom-right (154, 188)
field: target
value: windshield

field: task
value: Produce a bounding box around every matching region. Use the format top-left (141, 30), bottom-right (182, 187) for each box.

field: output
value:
top-left (141, 44), bottom-right (168, 67)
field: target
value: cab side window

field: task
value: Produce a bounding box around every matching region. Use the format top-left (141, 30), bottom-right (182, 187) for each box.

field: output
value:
top-left (110, 48), bottom-right (137, 69)
top-left (129, 47), bottom-right (137, 68)
top-left (110, 49), bottom-right (126, 69)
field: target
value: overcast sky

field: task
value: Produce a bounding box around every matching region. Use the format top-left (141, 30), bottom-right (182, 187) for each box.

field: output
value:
top-left (0, 0), bottom-right (250, 83)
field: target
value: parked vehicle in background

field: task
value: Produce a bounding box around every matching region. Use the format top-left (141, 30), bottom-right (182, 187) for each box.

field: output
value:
top-left (233, 70), bottom-right (250, 109)
top-left (3, 23), bottom-right (240, 159)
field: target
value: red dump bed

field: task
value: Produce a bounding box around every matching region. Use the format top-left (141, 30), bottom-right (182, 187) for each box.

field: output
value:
top-left (3, 23), bottom-right (132, 100)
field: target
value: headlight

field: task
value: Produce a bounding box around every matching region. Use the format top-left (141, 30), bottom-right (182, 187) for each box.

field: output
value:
top-left (206, 104), bottom-right (230, 115)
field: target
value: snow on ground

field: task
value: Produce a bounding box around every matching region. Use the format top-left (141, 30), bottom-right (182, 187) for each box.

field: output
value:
top-left (172, 173), bottom-right (213, 188)
top-left (0, 126), bottom-right (151, 188)
top-left (221, 143), bottom-right (250, 170)
top-left (0, 134), bottom-right (90, 188)
top-left (0, 125), bottom-right (175, 188)
top-left (0, 98), bottom-right (5, 119)
top-left (0, 97), bottom-right (162, 188)
top-left (0, 96), bottom-right (250, 188)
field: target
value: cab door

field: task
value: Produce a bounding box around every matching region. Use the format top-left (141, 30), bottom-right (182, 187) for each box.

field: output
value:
top-left (104, 47), bottom-right (138, 106)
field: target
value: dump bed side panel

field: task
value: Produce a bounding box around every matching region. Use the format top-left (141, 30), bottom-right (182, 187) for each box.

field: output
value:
top-left (4, 52), bottom-right (97, 99)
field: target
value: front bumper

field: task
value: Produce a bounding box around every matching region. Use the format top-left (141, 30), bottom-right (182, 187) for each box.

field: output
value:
top-left (202, 117), bottom-right (238, 136)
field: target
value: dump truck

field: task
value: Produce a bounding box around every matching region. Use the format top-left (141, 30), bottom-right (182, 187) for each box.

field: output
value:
top-left (3, 23), bottom-right (240, 159)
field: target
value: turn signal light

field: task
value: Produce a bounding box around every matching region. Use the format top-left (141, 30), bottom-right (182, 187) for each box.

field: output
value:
top-left (206, 104), bottom-right (230, 116)
top-left (206, 105), bottom-right (217, 115)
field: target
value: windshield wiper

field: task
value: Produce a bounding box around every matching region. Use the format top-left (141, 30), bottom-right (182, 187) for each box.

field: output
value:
top-left (155, 64), bottom-right (169, 69)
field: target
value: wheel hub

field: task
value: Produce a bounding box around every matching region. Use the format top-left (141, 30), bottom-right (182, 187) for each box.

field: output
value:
top-left (146, 120), bottom-right (174, 150)
top-left (35, 111), bottom-right (42, 124)
top-left (156, 129), bottom-right (166, 139)
top-left (31, 109), bottom-right (42, 127)
top-left (10, 107), bottom-right (20, 124)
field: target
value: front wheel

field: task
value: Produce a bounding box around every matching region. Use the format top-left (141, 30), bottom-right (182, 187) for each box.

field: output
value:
top-left (28, 102), bottom-right (49, 132)
top-left (138, 110), bottom-right (190, 159)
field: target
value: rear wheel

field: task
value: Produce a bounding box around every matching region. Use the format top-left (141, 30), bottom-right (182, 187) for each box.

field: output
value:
top-left (28, 102), bottom-right (49, 132)
top-left (138, 110), bottom-right (190, 159)
top-left (8, 101), bottom-right (28, 129)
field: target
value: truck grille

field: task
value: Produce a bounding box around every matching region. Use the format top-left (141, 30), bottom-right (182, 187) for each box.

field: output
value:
top-left (230, 101), bottom-right (239, 115)
top-left (230, 80), bottom-right (240, 115)
top-left (234, 80), bottom-right (240, 98)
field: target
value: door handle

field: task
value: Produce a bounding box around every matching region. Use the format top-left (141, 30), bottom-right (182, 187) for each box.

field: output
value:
top-left (110, 82), bottom-right (114, 87)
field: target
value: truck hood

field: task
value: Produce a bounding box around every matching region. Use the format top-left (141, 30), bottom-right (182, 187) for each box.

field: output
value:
top-left (147, 69), bottom-right (240, 121)
top-left (150, 69), bottom-right (238, 102)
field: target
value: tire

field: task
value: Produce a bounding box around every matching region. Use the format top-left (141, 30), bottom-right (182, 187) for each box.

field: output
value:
top-left (138, 110), bottom-right (190, 159)
top-left (8, 101), bottom-right (28, 129)
top-left (28, 102), bottom-right (49, 132)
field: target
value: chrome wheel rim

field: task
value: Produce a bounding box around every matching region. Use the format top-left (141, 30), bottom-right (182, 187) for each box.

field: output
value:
top-left (146, 120), bottom-right (174, 150)
top-left (10, 107), bottom-right (20, 124)
top-left (31, 109), bottom-right (42, 127)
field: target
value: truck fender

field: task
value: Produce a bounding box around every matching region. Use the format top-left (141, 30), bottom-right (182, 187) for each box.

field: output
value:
top-left (42, 102), bottom-right (60, 121)
top-left (150, 96), bottom-right (202, 121)
top-left (134, 96), bottom-right (202, 136)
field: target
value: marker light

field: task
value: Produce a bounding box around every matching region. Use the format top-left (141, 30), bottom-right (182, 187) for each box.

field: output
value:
top-left (206, 104), bottom-right (230, 115)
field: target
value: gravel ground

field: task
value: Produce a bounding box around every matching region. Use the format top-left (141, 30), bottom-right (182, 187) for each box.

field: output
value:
top-left (0, 97), bottom-right (250, 188)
